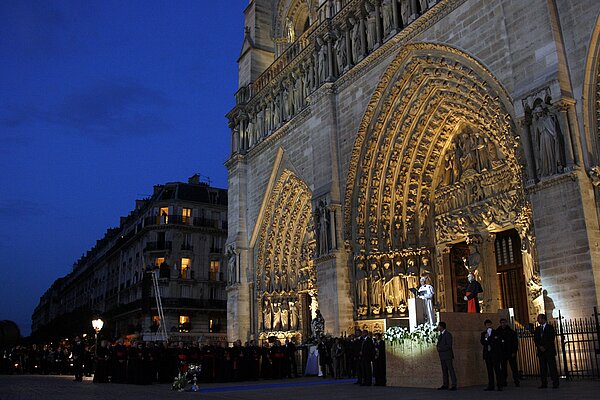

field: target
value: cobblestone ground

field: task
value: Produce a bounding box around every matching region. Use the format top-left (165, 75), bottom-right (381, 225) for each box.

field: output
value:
top-left (1, 375), bottom-right (599, 400)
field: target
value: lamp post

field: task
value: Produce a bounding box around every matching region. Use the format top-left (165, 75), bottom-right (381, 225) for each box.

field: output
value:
top-left (91, 318), bottom-right (104, 371)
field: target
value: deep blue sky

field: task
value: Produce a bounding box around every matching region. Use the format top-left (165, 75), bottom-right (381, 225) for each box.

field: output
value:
top-left (0, 0), bottom-right (247, 336)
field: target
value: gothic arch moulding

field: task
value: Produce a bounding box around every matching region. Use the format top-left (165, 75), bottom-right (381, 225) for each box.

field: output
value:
top-left (343, 42), bottom-right (537, 318)
top-left (583, 14), bottom-right (600, 167)
top-left (255, 168), bottom-right (316, 339)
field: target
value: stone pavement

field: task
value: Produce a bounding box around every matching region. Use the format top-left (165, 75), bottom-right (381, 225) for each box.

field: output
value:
top-left (0, 375), bottom-right (599, 400)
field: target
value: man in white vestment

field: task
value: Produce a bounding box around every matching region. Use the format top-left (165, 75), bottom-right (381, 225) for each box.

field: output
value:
top-left (417, 277), bottom-right (435, 325)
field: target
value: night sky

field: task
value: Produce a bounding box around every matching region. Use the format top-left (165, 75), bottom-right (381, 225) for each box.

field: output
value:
top-left (0, 0), bottom-right (247, 336)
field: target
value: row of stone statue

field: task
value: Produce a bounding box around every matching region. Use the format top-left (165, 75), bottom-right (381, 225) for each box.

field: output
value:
top-left (259, 263), bottom-right (315, 294)
top-left (261, 297), bottom-right (300, 332)
top-left (232, 0), bottom-right (438, 153)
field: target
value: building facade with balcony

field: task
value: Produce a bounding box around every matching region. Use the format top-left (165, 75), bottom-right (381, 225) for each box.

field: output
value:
top-left (226, 0), bottom-right (600, 343)
top-left (32, 176), bottom-right (228, 343)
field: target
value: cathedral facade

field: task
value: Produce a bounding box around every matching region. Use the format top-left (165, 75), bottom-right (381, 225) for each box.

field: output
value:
top-left (226, 0), bottom-right (600, 343)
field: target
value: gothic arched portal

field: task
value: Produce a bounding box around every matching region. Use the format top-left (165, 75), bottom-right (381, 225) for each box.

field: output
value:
top-left (344, 43), bottom-right (541, 322)
top-left (255, 169), bottom-right (316, 341)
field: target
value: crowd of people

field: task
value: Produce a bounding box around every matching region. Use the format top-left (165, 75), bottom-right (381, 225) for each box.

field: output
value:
top-left (0, 332), bottom-right (387, 386)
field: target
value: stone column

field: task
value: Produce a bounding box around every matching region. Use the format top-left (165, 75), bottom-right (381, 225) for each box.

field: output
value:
top-left (555, 99), bottom-right (578, 169)
top-left (481, 232), bottom-right (500, 313)
top-left (326, 33), bottom-right (335, 81)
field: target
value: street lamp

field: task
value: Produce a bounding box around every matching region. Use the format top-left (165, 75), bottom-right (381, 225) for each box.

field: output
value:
top-left (91, 317), bottom-right (104, 370)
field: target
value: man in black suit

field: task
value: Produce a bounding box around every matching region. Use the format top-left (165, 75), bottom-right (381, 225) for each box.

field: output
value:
top-left (358, 330), bottom-right (374, 386)
top-left (436, 321), bottom-right (457, 390)
top-left (497, 318), bottom-right (519, 387)
top-left (533, 313), bottom-right (559, 389)
top-left (481, 319), bottom-right (503, 391)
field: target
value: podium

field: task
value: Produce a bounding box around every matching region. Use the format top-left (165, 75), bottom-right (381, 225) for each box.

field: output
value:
top-left (408, 297), bottom-right (425, 331)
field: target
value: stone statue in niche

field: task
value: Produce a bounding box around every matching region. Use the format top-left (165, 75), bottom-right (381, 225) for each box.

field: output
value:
top-left (283, 83), bottom-right (291, 120)
top-left (370, 263), bottom-right (383, 315)
top-left (273, 302), bottom-right (282, 330)
top-left (281, 265), bottom-right (289, 292)
top-left (317, 43), bottom-right (327, 84)
top-left (400, 0), bottom-right (411, 27)
top-left (366, 10), bottom-right (376, 51)
top-left (265, 99), bottom-right (272, 134)
top-left (256, 106), bottom-right (265, 139)
top-left (356, 264), bottom-right (369, 316)
top-left (351, 19), bottom-right (361, 64)
top-left (382, 0), bottom-right (394, 36)
top-left (314, 200), bottom-right (331, 256)
top-left (382, 261), bottom-right (396, 314)
top-left (263, 297), bottom-right (272, 331)
top-left (286, 17), bottom-right (295, 43)
top-left (289, 300), bottom-right (299, 330)
top-left (281, 301), bottom-right (290, 331)
top-left (334, 33), bottom-right (347, 74)
top-left (458, 127), bottom-right (478, 175)
top-left (226, 246), bottom-right (236, 285)
top-left (292, 71), bottom-right (303, 112)
top-left (273, 92), bottom-right (281, 128)
top-left (531, 105), bottom-right (564, 177)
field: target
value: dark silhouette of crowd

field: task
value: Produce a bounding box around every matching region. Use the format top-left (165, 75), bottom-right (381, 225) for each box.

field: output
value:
top-left (1, 331), bottom-right (387, 386)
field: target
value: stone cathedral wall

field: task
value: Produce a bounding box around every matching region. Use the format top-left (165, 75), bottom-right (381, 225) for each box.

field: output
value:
top-left (227, 0), bottom-right (600, 340)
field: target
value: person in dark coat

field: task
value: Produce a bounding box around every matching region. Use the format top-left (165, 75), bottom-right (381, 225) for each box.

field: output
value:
top-left (436, 322), bottom-right (457, 390)
top-left (93, 340), bottom-right (110, 383)
top-left (373, 333), bottom-right (386, 386)
top-left (358, 330), bottom-right (374, 386)
top-left (533, 313), bottom-right (559, 389)
top-left (317, 338), bottom-right (332, 378)
top-left (284, 338), bottom-right (298, 378)
top-left (111, 340), bottom-right (128, 383)
top-left (481, 319), bottom-right (503, 391)
top-left (497, 318), bottom-right (519, 387)
top-left (72, 337), bottom-right (85, 382)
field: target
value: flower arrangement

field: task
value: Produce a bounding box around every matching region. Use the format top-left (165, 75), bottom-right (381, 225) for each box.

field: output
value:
top-left (384, 322), bottom-right (439, 348)
top-left (172, 372), bottom-right (188, 391)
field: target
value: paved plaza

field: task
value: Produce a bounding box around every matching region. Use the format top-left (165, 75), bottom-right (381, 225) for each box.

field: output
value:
top-left (1, 375), bottom-right (599, 400)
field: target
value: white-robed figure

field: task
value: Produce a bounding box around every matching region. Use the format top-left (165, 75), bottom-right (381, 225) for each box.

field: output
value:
top-left (417, 277), bottom-right (435, 325)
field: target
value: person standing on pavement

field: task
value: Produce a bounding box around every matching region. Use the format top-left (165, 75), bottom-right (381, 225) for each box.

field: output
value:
top-left (358, 330), bottom-right (374, 386)
top-left (436, 321), bottom-right (457, 390)
top-left (533, 313), bottom-right (559, 389)
top-left (72, 336), bottom-right (85, 382)
top-left (497, 318), bottom-right (519, 387)
top-left (481, 319), bottom-right (503, 391)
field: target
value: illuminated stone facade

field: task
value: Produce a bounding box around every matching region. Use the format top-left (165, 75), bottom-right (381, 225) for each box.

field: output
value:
top-left (226, 0), bottom-right (600, 342)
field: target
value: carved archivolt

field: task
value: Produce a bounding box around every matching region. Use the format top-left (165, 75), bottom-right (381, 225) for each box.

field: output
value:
top-left (256, 169), bottom-right (316, 334)
top-left (344, 43), bottom-right (522, 254)
top-left (343, 43), bottom-right (538, 317)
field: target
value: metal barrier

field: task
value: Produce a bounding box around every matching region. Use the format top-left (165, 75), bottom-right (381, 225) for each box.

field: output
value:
top-left (516, 308), bottom-right (600, 379)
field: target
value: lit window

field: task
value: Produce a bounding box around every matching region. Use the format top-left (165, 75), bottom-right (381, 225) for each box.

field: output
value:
top-left (154, 257), bottom-right (165, 267)
top-left (160, 207), bottom-right (169, 224)
top-left (210, 260), bottom-right (220, 281)
top-left (179, 315), bottom-right (190, 332)
top-left (182, 208), bottom-right (192, 224)
top-left (181, 258), bottom-right (191, 279)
